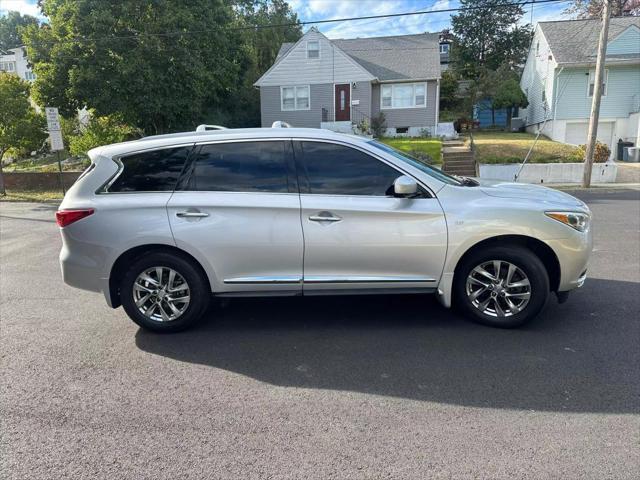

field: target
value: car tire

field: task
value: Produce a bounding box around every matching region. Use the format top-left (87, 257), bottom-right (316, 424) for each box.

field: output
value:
top-left (454, 246), bottom-right (549, 328)
top-left (120, 251), bottom-right (210, 332)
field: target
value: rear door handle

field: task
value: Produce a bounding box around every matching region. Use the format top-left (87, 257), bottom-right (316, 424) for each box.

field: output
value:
top-left (176, 211), bottom-right (209, 218)
top-left (309, 212), bottom-right (342, 222)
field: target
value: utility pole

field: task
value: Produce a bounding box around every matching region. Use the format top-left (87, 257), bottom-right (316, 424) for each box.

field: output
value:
top-left (582, 0), bottom-right (611, 188)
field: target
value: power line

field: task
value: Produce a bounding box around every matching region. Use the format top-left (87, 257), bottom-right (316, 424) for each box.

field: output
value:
top-left (30, 0), bottom-right (571, 46)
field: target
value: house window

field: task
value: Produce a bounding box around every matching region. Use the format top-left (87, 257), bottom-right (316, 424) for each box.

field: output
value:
top-left (24, 71), bottom-right (36, 80)
top-left (588, 69), bottom-right (608, 96)
top-left (307, 41), bottom-right (320, 59)
top-left (439, 43), bottom-right (449, 54)
top-left (381, 83), bottom-right (427, 109)
top-left (0, 61), bottom-right (16, 72)
top-left (281, 85), bottom-right (310, 111)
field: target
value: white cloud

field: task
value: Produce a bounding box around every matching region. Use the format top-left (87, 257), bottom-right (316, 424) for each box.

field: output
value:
top-left (292, 0), bottom-right (571, 39)
top-left (0, 0), bottom-right (42, 18)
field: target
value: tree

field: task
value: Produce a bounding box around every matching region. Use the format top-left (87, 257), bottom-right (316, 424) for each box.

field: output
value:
top-left (68, 114), bottom-right (141, 157)
top-left (0, 11), bottom-right (40, 51)
top-left (492, 78), bottom-right (528, 131)
top-left (21, 0), bottom-right (301, 134)
top-left (22, 0), bottom-right (243, 134)
top-left (439, 70), bottom-right (460, 111)
top-left (0, 73), bottom-right (47, 195)
top-left (451, 0), bottom-right (532, 78)
top-left (564, 0), bottom-right (640, 17)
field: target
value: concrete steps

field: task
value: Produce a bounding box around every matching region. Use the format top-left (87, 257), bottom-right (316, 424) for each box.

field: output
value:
top-left (442, 140), bottom-right (476, 177)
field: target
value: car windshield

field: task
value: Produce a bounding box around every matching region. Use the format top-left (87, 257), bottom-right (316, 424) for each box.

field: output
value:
top-left (367, 140), bottom-right (464, 186)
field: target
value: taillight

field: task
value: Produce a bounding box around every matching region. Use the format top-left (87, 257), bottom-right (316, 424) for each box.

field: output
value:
top-left (56, 209), bottom-right (95, 227)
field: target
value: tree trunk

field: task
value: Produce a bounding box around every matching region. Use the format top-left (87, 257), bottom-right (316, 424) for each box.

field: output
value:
top-left (0, 149), bottom-right (7, 196)
top-left (506, 107), bottom-right (513, 132)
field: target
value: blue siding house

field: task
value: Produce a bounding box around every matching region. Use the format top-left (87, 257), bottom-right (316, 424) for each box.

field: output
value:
top-left (520, 17), bottom-right (640, 154)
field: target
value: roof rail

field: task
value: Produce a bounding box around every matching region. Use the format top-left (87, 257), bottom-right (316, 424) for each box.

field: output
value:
top-left (195, 124), bottom-right (227, 132)
top-left (271, 121), bottom-right (292, 128)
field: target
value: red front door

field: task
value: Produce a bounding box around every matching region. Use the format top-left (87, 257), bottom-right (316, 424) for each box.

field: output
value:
top-left (334, 84), bottom-right (351, 121)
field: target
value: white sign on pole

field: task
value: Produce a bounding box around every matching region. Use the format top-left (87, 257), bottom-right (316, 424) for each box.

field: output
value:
top-left (45, 107), bottom-right (64, 151)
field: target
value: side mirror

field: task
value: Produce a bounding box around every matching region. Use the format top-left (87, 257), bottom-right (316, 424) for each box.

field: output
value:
top-left (393, 175), bottom-right (418, 197)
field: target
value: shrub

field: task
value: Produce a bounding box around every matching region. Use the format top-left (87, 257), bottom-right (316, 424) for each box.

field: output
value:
top-left (370, 112), bottom-right (387, 138)
top-left (68, 114), bottom-right (142, 157)
top-left (576, 141), bottom-right (611, 163)
top-left (408, 149), bottom-right (434, 165)
top-left (356, 118), bottom-right (371, 135)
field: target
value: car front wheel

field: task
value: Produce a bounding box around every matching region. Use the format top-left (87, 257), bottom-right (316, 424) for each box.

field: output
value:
top-left (454, 246), bottom-right (550, 328)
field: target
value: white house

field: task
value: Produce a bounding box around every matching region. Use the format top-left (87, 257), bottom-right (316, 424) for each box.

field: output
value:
top-left (0, 46), bottom-right (36, 81)
top-left (520, 17), bottom-right (640, 153)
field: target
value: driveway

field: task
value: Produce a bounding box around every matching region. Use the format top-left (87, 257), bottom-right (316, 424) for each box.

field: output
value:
top-left (1, 189), bottom-right (639, 479)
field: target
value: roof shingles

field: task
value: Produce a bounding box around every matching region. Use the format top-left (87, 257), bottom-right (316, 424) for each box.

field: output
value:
top-left (277, 33), bottom-right (440, 81)
top-left (539, 17), bottom-right (640, 65)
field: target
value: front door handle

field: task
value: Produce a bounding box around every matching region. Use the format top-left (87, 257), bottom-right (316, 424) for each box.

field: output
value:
top-left (176, 211), bottom-right (209, 218)
top-left (309, 212), bottom-right (342, 222)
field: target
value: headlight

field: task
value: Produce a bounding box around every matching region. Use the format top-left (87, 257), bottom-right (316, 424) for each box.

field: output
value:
top-left (545, 211), bottom-right (590, 232)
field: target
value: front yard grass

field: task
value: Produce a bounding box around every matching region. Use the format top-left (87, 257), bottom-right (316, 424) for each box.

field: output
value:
top-left (470, 131), bottom-right (582, 164)
top-left (379, 137), bottom-right (442, 164)
top-left (3, 151), bottom-right (88, 173)
top-left (0, 190), bottom-right (64, 203)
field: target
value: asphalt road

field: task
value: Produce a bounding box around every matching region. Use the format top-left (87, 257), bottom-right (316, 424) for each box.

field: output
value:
top-left (1, 189), bottom-right (639, 480)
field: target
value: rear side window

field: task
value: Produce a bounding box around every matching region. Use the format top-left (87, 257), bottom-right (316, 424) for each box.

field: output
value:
top-left (298, 141), bottom-right (401, 196)
top-left (108, 147), bottom-right (191, 192)
top-left (185, 141), bottom-right (289, 193)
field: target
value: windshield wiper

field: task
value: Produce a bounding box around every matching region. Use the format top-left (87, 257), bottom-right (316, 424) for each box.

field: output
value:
top-left (453, 175), bottom-right (479, 186)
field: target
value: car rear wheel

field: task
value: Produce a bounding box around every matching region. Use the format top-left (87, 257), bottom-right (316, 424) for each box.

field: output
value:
top-left (120, 252), bottom-right (210, 332)
top-left (454, 246), bottom-right (549, 328)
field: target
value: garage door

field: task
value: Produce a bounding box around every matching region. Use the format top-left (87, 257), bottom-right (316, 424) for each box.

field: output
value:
top-left (565, 122), bottom-right (614, 147)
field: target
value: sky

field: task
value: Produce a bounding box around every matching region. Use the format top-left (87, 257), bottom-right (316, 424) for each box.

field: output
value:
top-left (1, 0), bottom-right (574, 39)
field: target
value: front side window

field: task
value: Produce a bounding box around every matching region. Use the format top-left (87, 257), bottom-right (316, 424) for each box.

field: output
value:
top-left (108, 147), bottom-right (191, 192)
top-left (439, 43), bottom-right (449, 54)
top-left (185, 141), bottom-right (289, 193)
top-left (588, 69), bottom-right (608, 96)
top-left (299, 141), bottom-right (402, 196)
top-left (380, 83), bottom-right (427, 109)
top-left (281, 85), bottom-right (310, 111)
top-left (307, 40), bottom-right (320, 59)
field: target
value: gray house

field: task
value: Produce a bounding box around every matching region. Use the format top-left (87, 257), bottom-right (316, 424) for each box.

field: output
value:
top-left (254, 28), bottom-right (441, 136)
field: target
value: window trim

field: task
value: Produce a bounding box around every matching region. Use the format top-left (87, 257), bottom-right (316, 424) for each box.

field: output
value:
top-left (292, 138), bottom-right (434, 198)
top-left (380, 82), bottom-right (428, 110)
top-left (280, 85), bottom-right (311, 111)
top-left (306, 40), bottom-right (320, 59)
top-left (588, 68), bottom-right (608, 97)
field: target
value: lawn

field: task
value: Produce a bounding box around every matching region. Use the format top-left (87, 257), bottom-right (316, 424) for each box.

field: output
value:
top-left (379, 137), bottom-right (442, 164)
top-left (0, 190), bottom-right (64, 202)
top-left (470, 131), bottom-right (582, 164)
top-left (3, 151), bottom-right (88, 173)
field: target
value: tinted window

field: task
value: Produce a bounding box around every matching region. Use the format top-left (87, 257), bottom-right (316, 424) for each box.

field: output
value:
top-left (109, 147), bottom-right (190, 192)
top-left (186, 141), bottom-right (289, 193)
top-left (299, 142), bottom-right (401, 196)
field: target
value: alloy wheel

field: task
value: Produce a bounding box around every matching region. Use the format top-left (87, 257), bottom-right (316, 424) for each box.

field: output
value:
top-left (465, 260), bottom-right (531, 318)
top-left (132, 266), bottom-right (191, 322)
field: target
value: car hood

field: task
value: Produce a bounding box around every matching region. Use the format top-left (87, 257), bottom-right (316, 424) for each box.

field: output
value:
top-left (478, 180), bottom-right (586, 208)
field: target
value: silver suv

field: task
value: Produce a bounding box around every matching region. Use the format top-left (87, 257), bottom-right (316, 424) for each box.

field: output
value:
top-left (57, 127), bottom-right (592, 332)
